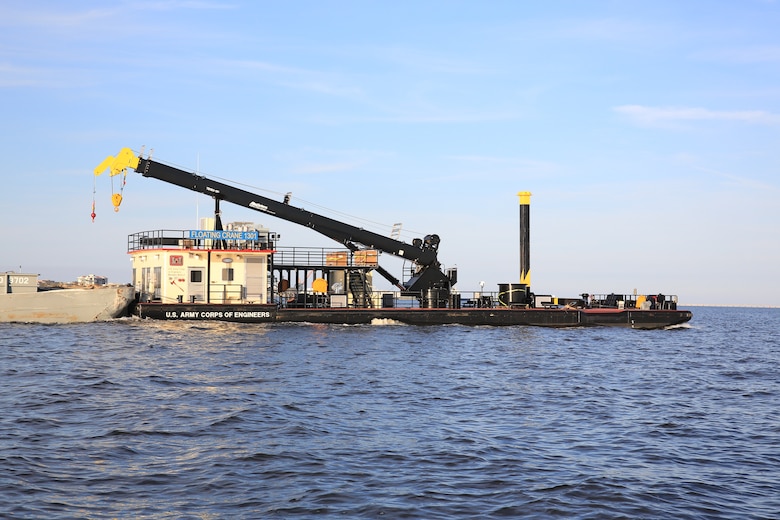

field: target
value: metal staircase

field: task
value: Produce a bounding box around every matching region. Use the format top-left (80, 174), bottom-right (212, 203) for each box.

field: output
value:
top-left (348, 269), bottom-right (373, 308)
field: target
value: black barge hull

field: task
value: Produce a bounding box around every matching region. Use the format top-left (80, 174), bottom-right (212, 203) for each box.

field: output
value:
top-left (135, 303), bottom-right (692, 329)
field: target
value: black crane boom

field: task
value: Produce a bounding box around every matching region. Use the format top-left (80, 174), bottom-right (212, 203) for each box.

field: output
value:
top-left (101, 150), bottom-right (456, 301)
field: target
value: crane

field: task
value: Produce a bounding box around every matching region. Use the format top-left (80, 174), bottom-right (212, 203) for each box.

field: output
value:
top-left (95, 148), bottom-right (457, 307)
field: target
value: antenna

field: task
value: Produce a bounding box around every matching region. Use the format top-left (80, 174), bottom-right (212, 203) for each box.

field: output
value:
top-left (196, 152), bottom-right (200, 227)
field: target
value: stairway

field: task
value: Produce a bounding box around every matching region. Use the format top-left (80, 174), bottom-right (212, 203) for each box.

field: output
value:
top-left (348, 269), bottom-right (373, 308)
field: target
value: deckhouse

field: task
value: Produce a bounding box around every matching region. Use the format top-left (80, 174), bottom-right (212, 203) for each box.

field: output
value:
top-left (129, 221), bottom-right (275, 305)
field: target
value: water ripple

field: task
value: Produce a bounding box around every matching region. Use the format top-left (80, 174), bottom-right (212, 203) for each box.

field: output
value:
top-left (1, 308), bottom-right (779, 518)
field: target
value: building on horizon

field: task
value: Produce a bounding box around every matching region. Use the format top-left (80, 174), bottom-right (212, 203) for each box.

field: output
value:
top-left (78, 274), bottom-right (108, 286)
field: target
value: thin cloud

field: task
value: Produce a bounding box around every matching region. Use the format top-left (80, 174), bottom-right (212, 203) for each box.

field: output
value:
top-left (375, 45), bottom-right (496, 75)
top-left (614, 105), bottom-right (780, 126)
top-left (449, 155), bottom-right (559, 173)
top-left (0, 7), bottom-right (117, 28)
top-left (0, 2), bottom-right (233, 29)
top-left (138, 1), bottom-right (237, 10)
top-left (699, 45), bottom-right (780, 63)
top-left (226, 60), bottom-right (310, 76)
top-left (552, 17), bottom-right (661, 42)
top-left (505, 16), bottom-right (683, 48)
top-left (0, 62), bottom-right (94, 88)
top-left (366, 111), bottom-right (524, 124)
top-left (223, 59), bottom-right (365, 98)
top-left (693, 165), bottom-right (779, 193)
top-left (291, 161), bottom-right (361, 175)
top-left (279, 148), bottom-right (390, 176)
top-left (281, 80), bottom-right (364, 98)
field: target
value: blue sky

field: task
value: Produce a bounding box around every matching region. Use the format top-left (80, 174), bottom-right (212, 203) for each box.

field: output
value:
top-left (2, 1), bottom-right (779, 306)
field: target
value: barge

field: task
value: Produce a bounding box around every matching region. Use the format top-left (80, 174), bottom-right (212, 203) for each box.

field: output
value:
top-left (96, 148), bottom-right (692, 329)
top-left (135, 303), bottom-right (691, 329)
top-left (1, 272), bottom-right (134, 324)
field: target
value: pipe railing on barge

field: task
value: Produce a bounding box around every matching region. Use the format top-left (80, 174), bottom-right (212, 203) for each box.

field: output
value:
top-left (128, 229), bottom-right (275, 252)
top-left (280, 290), bottom-right (681, 310)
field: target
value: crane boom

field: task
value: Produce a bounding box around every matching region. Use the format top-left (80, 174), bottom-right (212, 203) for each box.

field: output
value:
top-left (96, 148), bottom-right (456, 301)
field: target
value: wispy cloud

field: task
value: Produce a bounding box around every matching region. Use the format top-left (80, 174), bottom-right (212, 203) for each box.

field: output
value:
top-left (227, 60), bottom-right (309, 76)
top-left (449, 155), bottom-right (558, 172)
top-left (138, 1), bottom-right (237, 10)
top-left (0, 6), bottom-right (117, 28)
top-left (552, 17), bottom-right (662, 42)
top-left (290, 161), bottom-right (362, 175)
top-left (374, 45), bottom-right (495, 75)
top-left (222, 59), bottom-right (525, 124)
top-left (0, 2), bottom-right (233, 29)
top-left (223, 59), bottom-right (366, 99)
top-left (278, 147), bottom-right (390, 176)
top-left (365, 111), bottom-right (525, 124)
top-left (697, 45), bottom-right (780, 63)
top-left (422, 155), bottom-right (562, 184)
top-left (504, 15), bottom-right (684, 49)
top-left (694, 165), bottom-right (779, 192)
top-left (0, 62), bottom-right (93, 88)
top-left (614, 105), bottom-right (780, 126)
top-left (670, 152), bottom-right (777, 191)
top-left (0, 3), bottom-right (244, 90)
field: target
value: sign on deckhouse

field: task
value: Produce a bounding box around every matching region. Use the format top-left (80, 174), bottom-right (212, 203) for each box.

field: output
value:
top-left (187, 230), bottom-right (259, 240)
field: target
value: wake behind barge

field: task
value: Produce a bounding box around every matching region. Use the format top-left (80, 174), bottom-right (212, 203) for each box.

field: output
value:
top-left (98, 148), bottom-right (692, 329)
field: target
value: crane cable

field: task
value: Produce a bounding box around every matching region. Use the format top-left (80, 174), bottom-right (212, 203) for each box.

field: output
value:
top-left (91, 165), bottom-right (126, 221)
top-left (91, 173), bottom-right (97, 222)
top-left (110, 167), bottom-right (127, 212)
top-left (92, 149), bottom-right (134, 221)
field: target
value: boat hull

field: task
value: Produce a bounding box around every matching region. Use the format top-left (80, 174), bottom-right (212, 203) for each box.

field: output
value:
top-left (0, 285), bottom-right (136, 324)
top-left (137, 303), bottom-right (277, 323)
top-left (135, 303), bottom-right (692, 329)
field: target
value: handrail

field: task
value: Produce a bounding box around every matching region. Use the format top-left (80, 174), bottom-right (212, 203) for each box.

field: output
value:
top-left (127, 229), bottom-right (273, 252)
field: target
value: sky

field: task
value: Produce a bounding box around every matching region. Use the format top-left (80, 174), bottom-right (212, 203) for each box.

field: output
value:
top-left (1, 1), bottom-right (779, 306)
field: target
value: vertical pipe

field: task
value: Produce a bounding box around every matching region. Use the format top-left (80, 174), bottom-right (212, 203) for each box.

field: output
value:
top-left (206, 250), bottom-right (211, 304)
top-left (517, 191), bottom-right (532, 287)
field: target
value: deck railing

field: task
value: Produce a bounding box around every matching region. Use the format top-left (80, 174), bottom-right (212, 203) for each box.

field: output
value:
top-left (278, 290), bottom-right (499, 309)
top-left (128, 230), bottom-right (273, 252)
top-left (278, 290), bottom-right (680, 310)
top-left (272, 247), bottom-right (379, 267)
top-left (588, 293), bottom-right (679, 310)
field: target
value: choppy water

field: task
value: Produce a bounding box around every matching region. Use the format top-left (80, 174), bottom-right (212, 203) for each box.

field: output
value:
top-left (1, 307), bottom-right (779, 519)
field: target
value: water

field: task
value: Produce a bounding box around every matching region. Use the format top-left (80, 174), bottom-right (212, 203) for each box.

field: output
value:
top-left (1, 307), bottom-right (778, 519)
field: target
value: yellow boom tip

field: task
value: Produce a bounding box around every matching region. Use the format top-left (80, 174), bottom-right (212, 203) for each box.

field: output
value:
top-left (94, 147), bottom-right (139, 176)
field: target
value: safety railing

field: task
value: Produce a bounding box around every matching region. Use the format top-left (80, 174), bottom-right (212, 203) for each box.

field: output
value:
top-left (588, 293), bottom-right (679, 310)
top-left (277, 290), bottom-right (501, 309)
top-left (272, 247), bottom-right (379, 267)
top-left (128, 230), bottom-right (273, 252)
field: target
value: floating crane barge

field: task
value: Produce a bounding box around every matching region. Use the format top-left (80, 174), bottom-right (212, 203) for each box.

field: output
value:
top-left (96, 148), bottom-right (692, 329)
